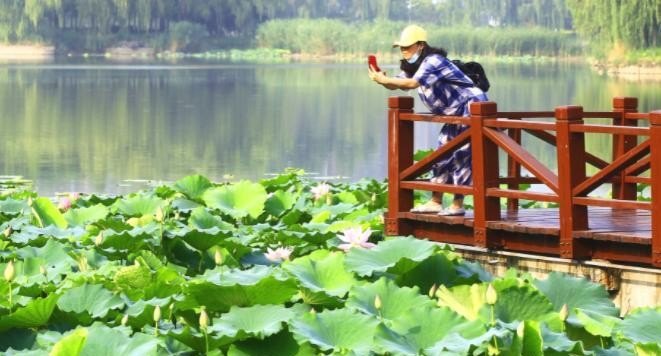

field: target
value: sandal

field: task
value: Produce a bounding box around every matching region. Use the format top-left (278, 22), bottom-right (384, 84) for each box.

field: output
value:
top-left (437, 207), bottom-right (466, 216)
top-left (410, 200), bottom-right (443, 213)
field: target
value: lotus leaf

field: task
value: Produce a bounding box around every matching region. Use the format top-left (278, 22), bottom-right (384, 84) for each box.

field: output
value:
top-left (174, 175), bottom-right (213, 202)
top-left (290, 308), bottom-right (379, 354)
top-left (344, 236), bottom-right (438, 277)
top-left (283, 249), bottom-right (357, 297)
top-left (203, 181), bottom-right (267, 219)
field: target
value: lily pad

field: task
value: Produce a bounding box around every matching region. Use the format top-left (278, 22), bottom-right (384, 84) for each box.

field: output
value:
top-left (174, 175), bottom-right (213, 202)
top-left (57, 284), bottom-right (124, 318)
top-left (283, 249), bottom-right (357, 297)
top-left (344, 237), bottom-right (438, 277)
top-left (211, 304), bottom-right (295, 338)
top-left (203, 181), bottom-right (268, 219)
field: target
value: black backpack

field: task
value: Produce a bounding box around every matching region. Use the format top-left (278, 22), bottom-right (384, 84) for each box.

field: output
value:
top-left (446, 60), bottom-right (490, 92)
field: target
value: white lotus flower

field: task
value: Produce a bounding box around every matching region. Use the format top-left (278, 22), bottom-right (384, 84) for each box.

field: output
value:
top-left (310, 182), bottom-right (331, 200)
top-left (264, 246), bottom-right (293, 262)
top-left (338, 227), bottom-right (375, 251)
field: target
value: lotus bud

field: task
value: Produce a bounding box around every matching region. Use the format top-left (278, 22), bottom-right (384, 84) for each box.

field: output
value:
top-left (78, 256), bottom-right (88, 272)
top-left (40, 265), bottom-right (47, 276)
top-left (428, 284), bottom-right (438, 298)
top-left (559, 304), bottom-right (568, 321)
top-left (94, 232), bottom-right (104, 247)
top-left (516, 321), bottom-right (525, 337)
top-left (27, 197), bottom-right (33, 207)
top-left (371, 193), bottom-right (376, 203)
top-left (153, 305), bottom-right (161, 322)
top-left (309, 308), bottom-right (316, 315)
top-left (326, 194), bottom-right (332, 205)
top-left (374, 295), bottom-right (382, 310)
top-left (121, 314), bottom-right (129, 326)
top-left (3, 227), bottom-right (11, 238)
top-left (134, 259), bottom-right (140, 266)
top-left (199, 307), bottom-right (209, 330)
top-left (174, 212), bottom-right (180, 220)
top-left (214, 249), bottom-right (223, 266)
top-left (4, 260), bottom-right (15, 282)
top-left (486, 284), bottom-right (497, 305)
top-left (155, 207), bottom-right (164, 222)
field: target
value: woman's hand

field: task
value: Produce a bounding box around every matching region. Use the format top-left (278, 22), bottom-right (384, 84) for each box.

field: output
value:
top-left (368, 66), bottom-right (387, 84)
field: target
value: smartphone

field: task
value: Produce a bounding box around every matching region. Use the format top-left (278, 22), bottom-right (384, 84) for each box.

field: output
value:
top-left (368, 55), bottom-right (381, 72)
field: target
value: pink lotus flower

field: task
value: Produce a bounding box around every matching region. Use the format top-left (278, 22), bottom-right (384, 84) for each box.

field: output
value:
top-left (310, 182), bottom-right (331, 200)
top-left (338, 227), bottom-right (375, 251)
top-left (264, 246), bottom-right (293, 262)
top-left (57, 197), bottom-right (71, 211)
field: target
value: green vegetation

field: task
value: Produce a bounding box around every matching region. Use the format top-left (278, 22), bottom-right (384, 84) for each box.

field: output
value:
top-left (1, 172), bottom-right (661, 354)
top-left (0, 0), bottom-right (657, 64)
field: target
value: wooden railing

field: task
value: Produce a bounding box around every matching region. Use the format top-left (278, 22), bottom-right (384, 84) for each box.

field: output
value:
top-left (385, 96), bottom-right (661, 267)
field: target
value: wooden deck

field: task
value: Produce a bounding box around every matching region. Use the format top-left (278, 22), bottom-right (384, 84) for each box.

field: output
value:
top-left (385, 96), bottom-right (661, 267)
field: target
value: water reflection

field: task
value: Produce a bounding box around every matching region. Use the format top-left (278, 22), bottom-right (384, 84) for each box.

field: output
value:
top-left (0, 60), bottom-right (658, 196)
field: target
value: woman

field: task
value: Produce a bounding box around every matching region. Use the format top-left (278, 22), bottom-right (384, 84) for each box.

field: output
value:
top-left (369, 24), bottom-right (488, 216)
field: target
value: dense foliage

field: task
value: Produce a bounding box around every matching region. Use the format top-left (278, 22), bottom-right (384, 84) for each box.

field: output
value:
top-left (1, 0), bottom-right (656, 59)
top-left (1, 172), bottom-right (660, 355)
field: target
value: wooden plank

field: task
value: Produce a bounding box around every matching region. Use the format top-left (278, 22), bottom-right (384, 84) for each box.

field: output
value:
top-left (582, 111), bottom-right (620, 119)
top-left (570, 124), bottom-right (649, 136)
top-left (399, 130), bottom-right (471, 180)
top-left (484, 119), bottom-right (556, 131)
top-left (399, 113), bottom-right (471, 125)
top-left (496, 111), bottom-right (554, 119)
top-left (400, 181), bottom-right (473, 195)
top-left (483, 127), bottom-right (559, 193)
top-left (524, 129), bottom-right (609, 169)
top-left (487, 188), bottom-right (559, 202)
top-left (624, 113), bottom-right (649, 120)
top-left (573, 197), bottom-right (651, 210)
top-left (624, 156), bottom-right (650, 176)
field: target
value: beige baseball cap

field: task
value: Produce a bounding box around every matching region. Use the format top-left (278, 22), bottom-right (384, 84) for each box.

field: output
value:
top-left (393, 25), bottom-right (428, 47)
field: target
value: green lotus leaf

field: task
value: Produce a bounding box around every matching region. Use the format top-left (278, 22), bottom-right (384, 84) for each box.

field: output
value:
top-left (634, 343), bottom-right (661, 356)
top-left (63, 204), bottom-right (109, 226)
top-left (50, 328), bottom-right (87, 356)
top-left (517, 320), bottom-right (544, 356)
top-left (98, 228), bottom-right (154, 252)
top-left (492, 285), bottom-right (554, 323)
top-left (203, 181), bottom-right (268, 219)
top-left (75, 323), bottom-right (160, 356)
top-left (345, 277), bottom-right (435, 323)
top-left (15, 239), bottom-right (77, 276)
top-left (183, 266), bottom-right (298, 312)
top-left (122, 298), bottom-right (172, 328)
top-left (112, 194), bottom-right (165, 217)
top-left (425, 326), bottom-right (511, 355)
top-left (210, 304), bottom-right (295, 338)
top-left (189, 207), bottom-right (235, 230)
top-left (167, 324), bottom-right (232, 352)
top-left (540, 324), bottom-right (589, 354)
top-left (534, 272), bottom-right (619, 322)
top-left (57, 284), bottom-right (125, 318)
top-left (171, 197), bottom-right (203, 212)
top-left (30, 197), bottom-right (67, 228)
top-left (436, 283), bottom-right (487, 321)
top-left (0, 294), bottom-right (59, 331)
top-left (575, 308), bottom-right (621, 337)
top-left (227, 330), bottom-right (316, 356)
top-left (171, 226), bottom-right (238, 252)
top-left (397, 253), bottom-right (463, 292)
top-left (344, 237), bottom-right (438, 277)
top-left (265, 190), bottom-right (296, 217)
top-left (375, 306), bottom-right (480, 355)
top-left (290, 308), bottom-right (379, 354)
top-left (615, 308), bottom-right (661, 344)
top-left (282, 249), bottom-right (357, 297)
top-left (113, 264), bottom-right (153, 296)
top-left (174, 175), bottom-right (213, 202)
top-left (0, 198), bottom-right (26, 215)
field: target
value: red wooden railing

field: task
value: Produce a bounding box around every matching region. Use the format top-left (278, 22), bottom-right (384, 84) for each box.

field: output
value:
top-left (385, 96), bottom-right (661, 267)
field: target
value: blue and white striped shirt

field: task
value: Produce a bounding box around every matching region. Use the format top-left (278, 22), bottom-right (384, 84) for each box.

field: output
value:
top-left (401, 54), bottom-right (488, 116)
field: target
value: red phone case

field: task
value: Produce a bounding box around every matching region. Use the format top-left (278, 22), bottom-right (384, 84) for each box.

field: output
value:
top-left (368, 55), bottom-right (381, 72)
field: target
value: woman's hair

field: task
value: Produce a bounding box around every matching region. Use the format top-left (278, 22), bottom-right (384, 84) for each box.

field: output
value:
top-left (400, 42), bottom-right (448, 77)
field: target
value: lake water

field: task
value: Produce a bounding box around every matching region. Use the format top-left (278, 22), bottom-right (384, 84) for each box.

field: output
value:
top-left (0, 59), bottom-right (659, 196)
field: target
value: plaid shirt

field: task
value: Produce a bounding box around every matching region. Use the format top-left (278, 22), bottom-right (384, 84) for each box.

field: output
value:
top-left (401, 54), bottom-right (488, 116)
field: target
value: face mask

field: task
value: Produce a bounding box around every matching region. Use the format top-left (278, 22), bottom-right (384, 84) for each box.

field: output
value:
top-left (407, 48), bottom-right (421, 64)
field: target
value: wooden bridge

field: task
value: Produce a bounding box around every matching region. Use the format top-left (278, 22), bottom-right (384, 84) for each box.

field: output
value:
top-left (385, 96), bottom-right (661, 268)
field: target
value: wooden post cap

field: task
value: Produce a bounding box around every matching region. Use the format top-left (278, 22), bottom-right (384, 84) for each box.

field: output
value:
top-left (469, 101), bottom-right (497, 116)
top-left (613, 97), bottom-right (638, 110)
top-left (555, 105), bottom-right (583, 121)
top-left (651, 111), bottom-right (661, 126)
top-left (388, 96), bottom-right (414, 109)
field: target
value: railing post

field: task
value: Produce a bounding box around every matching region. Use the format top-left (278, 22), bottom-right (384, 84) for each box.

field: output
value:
top-left (613, 97), bottom-right (638, 201)
top-left (385, 96), bottom-right (414, 236)
top-left (507, 127), bottom-right (522, 211)
top-left (471, 101), bottom-right (500, 248)
top-left (650, 111), bottom-right (661, 267)
top-left (556, 106), bottom-right (590, 260)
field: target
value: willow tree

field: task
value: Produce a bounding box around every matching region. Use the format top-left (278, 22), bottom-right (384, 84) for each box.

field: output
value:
top-left (567, 0), bottom-right (658, 51)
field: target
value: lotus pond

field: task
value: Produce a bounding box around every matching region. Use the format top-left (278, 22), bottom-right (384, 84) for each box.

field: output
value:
top-left (0, 171), bottom-right (660, 355)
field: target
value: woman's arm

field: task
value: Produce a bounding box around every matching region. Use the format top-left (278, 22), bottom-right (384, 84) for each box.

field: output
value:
top-left (369, 68), bottom-right (420, 90)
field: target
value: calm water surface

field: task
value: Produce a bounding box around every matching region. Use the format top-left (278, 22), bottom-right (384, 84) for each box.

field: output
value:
top-left (0, 59), bottom-right (659, 195)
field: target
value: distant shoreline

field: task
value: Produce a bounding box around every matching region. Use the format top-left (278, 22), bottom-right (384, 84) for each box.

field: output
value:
top-left (1, 43), bottom-right (658, 81)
